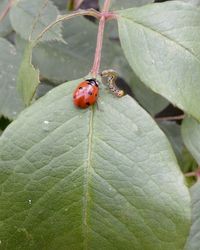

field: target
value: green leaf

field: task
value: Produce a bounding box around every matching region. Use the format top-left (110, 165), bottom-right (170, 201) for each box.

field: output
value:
top-left (0, 38), bottom-right (24, 119)
top-left (0, 79), bottom-right (190, 249)
top-left (185, 181), bottom-right (200, 250)
top-left (0, 0), bottom-right (13, 37)
top-left (118, 2), bottom-right (200, 121)
top-left (17, 42), bottom-right (40, 106)
top-left (181, 117), bottom-right (200, 164)
top-left (99, 0), bottom-right (154, 10)
top-left (16, 17), bottom-right (132, 83)
top-left (10, 0), bottom-right (63, 42)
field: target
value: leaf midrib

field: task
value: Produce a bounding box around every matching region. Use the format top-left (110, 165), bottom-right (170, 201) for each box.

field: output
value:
top-left (83, 106), bottom-right (95, 249)
top-left (120, 16), bottom-right (200, 65)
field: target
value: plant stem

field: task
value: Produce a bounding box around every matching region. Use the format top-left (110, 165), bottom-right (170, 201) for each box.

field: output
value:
top-left (185, 168), bottom-right (200, 179)
top-left (0, 0), bottom-right (14, 23)
top-left (33, 9), bottom-right (100, 46)
top-left (102, 0), bottom-right (111, 12)
top-left (184, 172), bottom-right (196, 177)
top-left (90, 16), bottom-right (105, 77)
top-left (155, 114), bottom-right (185, 122)
top-left (91, 0), bottom-right (111, 77)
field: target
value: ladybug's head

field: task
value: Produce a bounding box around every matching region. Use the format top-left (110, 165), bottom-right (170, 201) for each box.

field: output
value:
top-left (86, 78), bottom-right (99, 87)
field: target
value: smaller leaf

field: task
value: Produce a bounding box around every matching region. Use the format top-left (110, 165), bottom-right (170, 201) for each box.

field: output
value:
top-left (10, 0), bottom-right (63, 42)
top-left (17, 42), bottom-right (40, 106)
top-left (182, 117), bottom-right (200, 164)
top-left (185, 181), bottom-right (200, 250)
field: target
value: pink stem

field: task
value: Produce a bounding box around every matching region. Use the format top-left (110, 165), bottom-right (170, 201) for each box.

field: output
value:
top-left (91, 16), bottom-right (105, 77)
top-left (185, 168), bottom-right (200, 179)
top-left (0, 0), bottom-right (14, 22)
top-left (184, 172), bottom-right (196, 177)
top-left (155, 114), bottom-right (185, 121)
top-left (102, 0), bottom-right (111, 12)
top-left (91, 0), bottom-right (111, 77)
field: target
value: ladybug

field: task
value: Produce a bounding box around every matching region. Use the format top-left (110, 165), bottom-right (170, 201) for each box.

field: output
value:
top-left (73, 79), bottom-right (99, 108)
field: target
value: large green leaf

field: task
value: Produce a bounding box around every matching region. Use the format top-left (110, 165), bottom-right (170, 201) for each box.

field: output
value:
top-left (17, 42), bottom-right (40, 106)
top-left (185, 181), bottom-right (200, 250)
top-left (117, 2), bottom-right (200, 121)
top-left (181, 117), bottom-right (200, 164)
top-left (0, 0), bottom-right (13, 37)
top-left (10, 0), bottom-right (63, 41)
top-left (0, 79), bottom-right (190, 249)
top-left (0, 38), bottom-right (24, 119)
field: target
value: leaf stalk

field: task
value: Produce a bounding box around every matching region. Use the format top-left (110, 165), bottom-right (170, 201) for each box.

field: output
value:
top-left (91, 0), bottom-right (112, 77)
top-left (0, 0), bottom-right (15, 23)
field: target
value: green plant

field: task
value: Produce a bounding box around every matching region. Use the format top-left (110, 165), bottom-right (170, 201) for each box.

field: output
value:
top-left (0, 0), bottom-right (200, 249)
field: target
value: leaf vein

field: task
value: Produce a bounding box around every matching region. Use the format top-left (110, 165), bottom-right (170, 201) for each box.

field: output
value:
top-left (83, 107), bottom-right (95, 249)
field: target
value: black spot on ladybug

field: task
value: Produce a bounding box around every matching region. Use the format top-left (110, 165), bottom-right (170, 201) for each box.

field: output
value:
top-left (79, 86), bottom-right (83, 89)
top-left (86, 102), bottom-right (90, 106)
top-left (88, 91), bottom-right (93, 95)
top-left (95, 94), bottom-right (97, 97)
top-left (73, 95), bottom-right (75, 98)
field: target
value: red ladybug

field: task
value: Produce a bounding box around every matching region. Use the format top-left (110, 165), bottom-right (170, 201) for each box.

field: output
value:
top-left (73, 79), bottom-right (99, 109)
